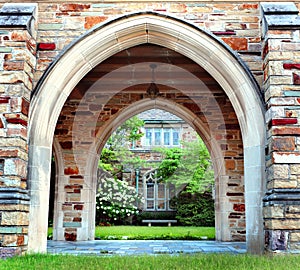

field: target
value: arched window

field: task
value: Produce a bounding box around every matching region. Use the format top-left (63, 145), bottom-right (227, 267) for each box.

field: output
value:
top-left (143, 169), bottom-right (175, 211)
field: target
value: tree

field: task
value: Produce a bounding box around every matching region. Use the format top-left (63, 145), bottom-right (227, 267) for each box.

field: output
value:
top-left (155, 137), bottom-right (215, 226)
top-left (156, 136), bottom-right (214, 193)
top-left (99, 116), bottom-right (145, 177)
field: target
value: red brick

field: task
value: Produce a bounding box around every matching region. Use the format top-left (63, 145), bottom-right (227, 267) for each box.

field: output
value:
top-left (213, 31), bottom-right (236, 36)
top-left (84, 16), bottom-right (108, 29)
top-left (271, 118), bottom-right (297, 126)
top-left (222, 37), bottom-right (248, 51)
top-left (38, 43), bottom-right (56, 51)
top-left (0, 97), bottom-right (10, 104)
top-left (6, 117), bottom-right (27, 127)
top-left (21, 98), bottom-right (29, 116)
top-left (293, 73), bottom-right (300, 85)
top-left (283, 63), bottom-right (300, 70)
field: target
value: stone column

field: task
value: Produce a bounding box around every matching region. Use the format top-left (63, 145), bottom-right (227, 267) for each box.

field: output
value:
top-left (0, 3), bottom-right (37, 258)
top-left (262, 2), bottom-right (300, 253)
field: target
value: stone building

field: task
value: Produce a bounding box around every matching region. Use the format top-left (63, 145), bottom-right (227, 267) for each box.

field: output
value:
top-left (0, 1), bottom-right (300, 257)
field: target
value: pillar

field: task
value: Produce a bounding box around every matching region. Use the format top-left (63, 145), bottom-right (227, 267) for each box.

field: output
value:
top-left (262, 2), bottom-right (300, 253)
top-left (0, 3), bottom-right (37, 258)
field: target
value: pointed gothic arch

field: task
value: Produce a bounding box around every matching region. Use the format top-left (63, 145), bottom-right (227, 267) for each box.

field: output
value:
top-left (28, 12), bottom-right (265, 254)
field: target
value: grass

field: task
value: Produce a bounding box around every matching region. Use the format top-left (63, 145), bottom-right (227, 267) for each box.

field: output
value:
top-left (94, 226), bottom-right (215, 240)
top-left (2, 253), bottom-right (300, 270)
top-left (48, 226), bottom-right (215, 240)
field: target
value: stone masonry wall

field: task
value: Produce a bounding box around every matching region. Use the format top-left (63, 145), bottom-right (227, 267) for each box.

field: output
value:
top-left (0, 1), bottom-right (300, 256)
top-left (0, 4), bottom-right (36, 257)
top-left (262, 3), bottom-right (300, 253)
top-left (33, 2), bottom-right (262, 86)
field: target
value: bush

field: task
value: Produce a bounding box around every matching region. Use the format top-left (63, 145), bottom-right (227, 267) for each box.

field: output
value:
top-left (174, 190), bottom-right (215, 226)
top-left (96, 177), bottom-right (144, 225)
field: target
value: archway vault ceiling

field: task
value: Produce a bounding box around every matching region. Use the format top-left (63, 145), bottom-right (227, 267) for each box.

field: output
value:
top-left (57, 44), bottom-right (239, 150)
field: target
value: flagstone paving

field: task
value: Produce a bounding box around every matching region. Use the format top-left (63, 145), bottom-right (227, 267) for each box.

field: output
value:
top-left (47, 240), bottom-right (246, 256)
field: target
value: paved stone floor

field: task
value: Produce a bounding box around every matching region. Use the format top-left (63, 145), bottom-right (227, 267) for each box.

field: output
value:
top-left (47, 240), bottom-right (246, 256)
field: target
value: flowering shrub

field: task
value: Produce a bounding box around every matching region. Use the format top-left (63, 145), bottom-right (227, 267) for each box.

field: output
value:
top-left (96, 177), bottom-right (144, 225)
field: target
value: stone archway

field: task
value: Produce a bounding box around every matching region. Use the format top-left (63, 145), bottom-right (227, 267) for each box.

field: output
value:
top-left (28, 12), bottom-right (265, 254)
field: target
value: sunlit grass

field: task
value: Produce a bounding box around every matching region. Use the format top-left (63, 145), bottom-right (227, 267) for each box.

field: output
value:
top-left (48, 226), bottom-right (215, 240)
top-left (94, 226), bottom-right (215, 240)
top-left (2, 253), bottom-right (300, 270)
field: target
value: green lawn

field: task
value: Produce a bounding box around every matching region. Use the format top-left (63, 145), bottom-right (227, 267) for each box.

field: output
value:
top-left (2, 253), bottom-right (300, 270)
top-left (95, 226), bottom-right (215, 240)
top-left (48, 226), bottom-right (215, 240)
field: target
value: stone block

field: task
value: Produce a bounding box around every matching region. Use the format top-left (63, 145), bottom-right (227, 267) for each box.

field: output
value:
top-left (221, 37), bottom-right (248, 51)
top-left (265, 219), bottom-right (300, 230)
top-left (263, 205), bottom-right (284, 218)
top-left (290, 232), bottom-right (300, 242)
top-left (84, 16), bottom-right (108, 29)
top-left (1, 211), bottom-right (29, 226)
top-left (291, 165), bottom-right (300, 175)
top-left (272, 137), bottom-right (295, 151)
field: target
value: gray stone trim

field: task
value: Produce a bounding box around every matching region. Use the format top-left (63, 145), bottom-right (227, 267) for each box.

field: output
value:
top-left (261, 2), bottom-right (300, 37)
top-left (264, 188), bottom-right (300, 206)
top-left (0, 3), bottom-right (37, 35)
top-left (0, 187), bottom-right (30, 204)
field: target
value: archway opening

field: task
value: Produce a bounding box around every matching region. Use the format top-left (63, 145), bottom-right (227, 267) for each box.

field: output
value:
top-left (28, 12), bottom-right (265, 254)
top-left (94, 108), bottom-right (216, 240)
top-left (51, 44), bottom-right (245, 243)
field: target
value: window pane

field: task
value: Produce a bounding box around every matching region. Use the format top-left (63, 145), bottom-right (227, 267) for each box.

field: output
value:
top-left (173, 129), bottom-right (179, 145)
top-left (164, 129), bottom-right (170, 145)
top-left (147, 201), bottom-right (154, 210)
top-left (157, 200), bottom-right (165, 210)
top-left (154, 129), bottom-right (161, 145)
top-left (147, 184), bottom-right (154, 198)
top-left (157, 184), bottom-right (165, 199)
top-left (145, 129), bottom-right (152, 146)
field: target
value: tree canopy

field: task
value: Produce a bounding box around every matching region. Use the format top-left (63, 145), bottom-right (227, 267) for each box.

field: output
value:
top-left (156, 137), bottom-right (214, 194)
top-left (99, 116), bottom-right (145, 177)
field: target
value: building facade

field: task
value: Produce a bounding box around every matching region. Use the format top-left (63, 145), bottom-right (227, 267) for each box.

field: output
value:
top-left (0, 1), bottom-right (300, 257)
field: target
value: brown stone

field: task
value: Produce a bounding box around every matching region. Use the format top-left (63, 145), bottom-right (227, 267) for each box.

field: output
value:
top-left (225, 159), bottom-right (235, 170)
top-left (60, 141), bottom-right (72, 149)
top-left (64, 232), bottom-right (77, 241)
top-left (233, 203), bottom-right (245, 212)
top-left (84, 16), bottom-right (108, 29)
top-left (74, 204), bottom-right (84, 210)
top-left (64, 166), bottom-right (79, 175)
top-left (272, 126), bottom-right (300, 135)
top-left (272, 137), bottom-right (295, 151)
top-left (221, 37), bottom-right (248, 51)
top-left (3, 61), bottom-right (24, 71)
top-left (60, 4), bottom-right (90, 12)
